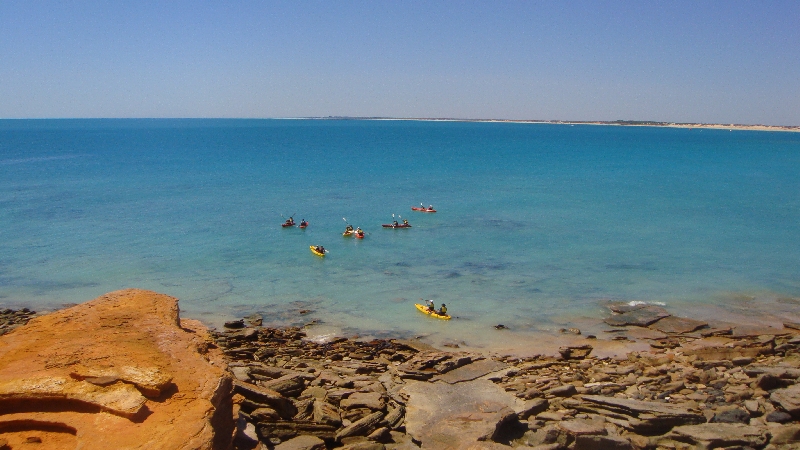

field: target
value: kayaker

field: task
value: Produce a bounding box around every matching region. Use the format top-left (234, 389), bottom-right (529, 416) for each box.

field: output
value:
top-left (300, 219), bottom-right (308, 227)
top-left (425, 299), bottom-right (435, 311)
top-left (355, 227), bottom-right (362, 233)
top-left (285, 217), bottom-right (294, 226)
top-left (438, 304), bottom-right (447, 316)
top-left (345, 224), bottom-right (354, 232)
top-left (393, 220), bottom-right (399, 227)
top-left (316, 245), bottom-right (325, 253)
top-left (428, 205), bottom-right (434, 211)
top-left (402, 219), bottom-right (409, 225)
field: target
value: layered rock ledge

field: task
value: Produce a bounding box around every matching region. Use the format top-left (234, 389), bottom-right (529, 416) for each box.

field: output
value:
top-left (0, 289), bottom-right (232, 450)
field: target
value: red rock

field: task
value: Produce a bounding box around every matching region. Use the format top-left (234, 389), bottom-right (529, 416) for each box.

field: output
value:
top-left (0, 289), bottom-right (232, 450)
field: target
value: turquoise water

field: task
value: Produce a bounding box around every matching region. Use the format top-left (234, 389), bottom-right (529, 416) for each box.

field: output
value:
top-left (2, 119), bottom-right (799, 349)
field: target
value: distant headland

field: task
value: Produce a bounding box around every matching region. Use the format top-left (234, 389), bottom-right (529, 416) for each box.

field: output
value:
top-left (303, 117), bottom-right (800, 132)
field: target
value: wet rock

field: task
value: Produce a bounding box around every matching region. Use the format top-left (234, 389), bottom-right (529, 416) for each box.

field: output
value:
top-left (245, 314), bottom-right (263, 327)
top-left (558, 345), bottom-right (593, 360)
top-left (604, 306), bottom-right (671, 327)
top-left (649, 316), bottom-right (708, 334)
top-left (224, 319), bottom-right (246, 329)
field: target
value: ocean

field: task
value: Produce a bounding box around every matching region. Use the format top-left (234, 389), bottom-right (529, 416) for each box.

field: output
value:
top-left (2, 119), bottom-right (799, 352)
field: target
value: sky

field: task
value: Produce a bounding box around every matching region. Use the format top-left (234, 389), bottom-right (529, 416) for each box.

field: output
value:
top-left (1, 1), bottom-right (799, 124)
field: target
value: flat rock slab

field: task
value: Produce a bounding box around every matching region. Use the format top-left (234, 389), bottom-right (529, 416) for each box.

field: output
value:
top-left (402, 379), bottom-right (520, 449)
top-left (604, 306), bottom-right (671, 327)
top-left (668, 423), bottom-right (767, 448)
top-left (433, 359), bottom-right (509, 384)
top-left (649, 316), bottom-right (708, 334)
top-left (770, 384), bottom-right (800, 414)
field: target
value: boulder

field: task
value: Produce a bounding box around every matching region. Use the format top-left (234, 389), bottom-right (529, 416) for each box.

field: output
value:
top-left (766, 411), bottom-right (794, 424)
top-left (0, 289), bottom-right (231, 450)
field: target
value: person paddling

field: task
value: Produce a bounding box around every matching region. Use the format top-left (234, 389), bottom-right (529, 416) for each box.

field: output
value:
top-left (438, 303), bottom-right (447, 316)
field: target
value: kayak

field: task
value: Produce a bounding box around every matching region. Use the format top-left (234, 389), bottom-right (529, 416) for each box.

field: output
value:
top-left (299, 222), bottom-right (308, 229)
top-left (411, 207), bottom-right (436, 213)
top-left (343, 230), bottom-right (354, 237)
top-left (282, 222), bottom-right (295, 228)
top-left (310, 245), bottom-right (326, 257)
top-left (355, 231), bottom-right (365, 239)
top-left (382, 224), bottom-right (412, 228)
top-left (415, 303), bottom-right (451, 320)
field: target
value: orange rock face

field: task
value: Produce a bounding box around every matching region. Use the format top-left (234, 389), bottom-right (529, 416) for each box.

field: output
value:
top-left (0, 289), bottom-right (232, 450)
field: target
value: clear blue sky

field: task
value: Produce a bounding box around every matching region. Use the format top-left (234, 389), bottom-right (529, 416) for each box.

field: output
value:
top-left (1, 1), bottom-right (798, 124)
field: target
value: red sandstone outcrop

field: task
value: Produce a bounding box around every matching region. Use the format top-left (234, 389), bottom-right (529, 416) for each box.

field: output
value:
top-left (0, 289), bottom-right (232, 450)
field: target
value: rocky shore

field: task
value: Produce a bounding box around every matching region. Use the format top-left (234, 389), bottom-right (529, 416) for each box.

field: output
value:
top-left (216, 304), bottom-right (800, 450)
top-left (2, 291), bottom-right (800, 449)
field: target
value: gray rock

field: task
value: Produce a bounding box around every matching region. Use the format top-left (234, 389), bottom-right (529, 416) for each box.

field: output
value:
top-left (434, 359), bottom-right (509, 384)
top-left (771, 384), bottom-right (800, 414)
top-left (710, 407), bottom-right (750, 424)
top-left (230, 366), bottom-right (251, 382)
top-left (766, 411), bottom-right (793, 424)
top-left (402, 379), bottom-right (522, 448)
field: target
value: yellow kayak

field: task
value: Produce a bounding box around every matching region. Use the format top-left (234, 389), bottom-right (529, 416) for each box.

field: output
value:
top-left (310, 245), bottom-right (326, 257)
top-left (343, 230), bottom-right (354, 237)
top-left (415, 303), bottom-right (451, 320)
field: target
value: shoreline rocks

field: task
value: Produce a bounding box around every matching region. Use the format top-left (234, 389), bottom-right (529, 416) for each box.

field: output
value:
top-left (215, 306), bottom-right (800, 450)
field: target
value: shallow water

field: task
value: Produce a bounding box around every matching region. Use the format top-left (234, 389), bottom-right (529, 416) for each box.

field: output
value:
top-left (2, 119), bottom-right (799, 350)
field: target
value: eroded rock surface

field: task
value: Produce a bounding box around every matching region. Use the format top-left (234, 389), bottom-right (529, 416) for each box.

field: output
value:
top-left (0, 289), bottom-right (231, 450)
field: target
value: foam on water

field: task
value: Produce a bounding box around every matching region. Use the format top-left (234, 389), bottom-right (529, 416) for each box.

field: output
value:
top-left (1, 119), bottom-right (800, 350)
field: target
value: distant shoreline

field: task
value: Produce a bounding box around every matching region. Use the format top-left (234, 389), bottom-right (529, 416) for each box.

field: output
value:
top-left (308, 116), bottom-right (800, 132)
